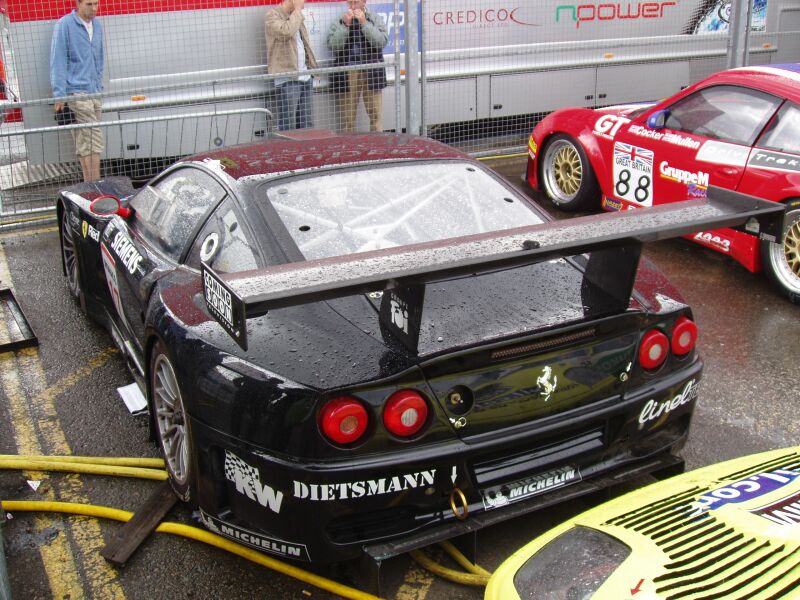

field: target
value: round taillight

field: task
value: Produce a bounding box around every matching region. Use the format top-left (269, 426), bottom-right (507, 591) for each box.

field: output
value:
top-left (383, 390), bottom-right (428, 438)
top-left (671, 316), bottom-right (698, 356)
top-left (639, 329), bottom-right (669, 370)
top-left (320, 396), bottom-right (368, 445)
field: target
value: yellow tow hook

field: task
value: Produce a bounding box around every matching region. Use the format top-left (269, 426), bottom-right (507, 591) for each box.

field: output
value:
top-left (449, 487), bottom-right (469, 521)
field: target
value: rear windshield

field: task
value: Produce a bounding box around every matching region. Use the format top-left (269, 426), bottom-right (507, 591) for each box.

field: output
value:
top-left (261, 161), bottom-right (545, 260)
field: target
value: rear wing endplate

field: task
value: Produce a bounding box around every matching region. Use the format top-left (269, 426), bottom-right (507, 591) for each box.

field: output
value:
top-left (202, 187), bottom-right (784, 351)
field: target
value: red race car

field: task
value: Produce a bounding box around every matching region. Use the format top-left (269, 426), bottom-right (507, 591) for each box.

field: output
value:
top-left (526, 64), bottom-right (800, 304)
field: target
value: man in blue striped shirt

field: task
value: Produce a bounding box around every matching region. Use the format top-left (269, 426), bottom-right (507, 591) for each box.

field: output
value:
top-left (50, 0), bottom-right (104, 182)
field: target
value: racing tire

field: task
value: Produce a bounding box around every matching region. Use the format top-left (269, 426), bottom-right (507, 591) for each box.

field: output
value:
top-left (761, 199), bottom-right (800, 305)
top-left (539, 134), bottom-right (600, 211)
top-left (60, 212), bottom-right (83, 303)
top-left (150, 341), bottom-right (196, 502)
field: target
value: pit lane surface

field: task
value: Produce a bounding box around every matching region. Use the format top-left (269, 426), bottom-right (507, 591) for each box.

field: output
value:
top-left (0, 156), bottom-right (797, 600)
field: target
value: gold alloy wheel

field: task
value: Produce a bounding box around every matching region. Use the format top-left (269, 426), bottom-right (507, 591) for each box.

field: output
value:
top-left (543, 138), bottom-right (585, 204)
top-left (767, 206), bottom-right (800, 297)
top-left (553, 145), bottom-right (582, 196)
top-left (784, 213), bottom-right (800, 277)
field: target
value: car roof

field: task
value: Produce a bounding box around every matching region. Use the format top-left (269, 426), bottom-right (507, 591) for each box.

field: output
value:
top-left (708, 63), bottom-right (800, 103)
top-left (183, 132), bottom-right (468, 181)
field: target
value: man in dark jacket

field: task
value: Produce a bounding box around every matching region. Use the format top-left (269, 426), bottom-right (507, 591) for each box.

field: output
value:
top-left (327, 0), bottom-right (388, 132)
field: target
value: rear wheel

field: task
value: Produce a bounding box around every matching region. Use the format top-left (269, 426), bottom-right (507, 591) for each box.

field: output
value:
top-left (761, 200), bottom-right (800, 304)
top-left (60, 212), bottom-right (81, 301)
top-left (151, 342), bottom-right (195, 502)
top-left (539, 134), bottom-right (599, 211)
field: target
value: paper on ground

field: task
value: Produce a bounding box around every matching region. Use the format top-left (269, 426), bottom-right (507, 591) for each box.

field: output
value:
top-left (117, 382), bottom-right (147, 414)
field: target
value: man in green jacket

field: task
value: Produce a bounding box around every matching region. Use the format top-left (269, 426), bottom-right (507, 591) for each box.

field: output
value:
top-left (266, 0), bottom-right (318, 131)
top-left (327, 0), bottom-right (388, 132)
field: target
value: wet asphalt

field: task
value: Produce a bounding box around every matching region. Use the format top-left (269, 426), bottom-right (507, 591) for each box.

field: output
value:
top-left (0, 156), bottom-right (797, 600)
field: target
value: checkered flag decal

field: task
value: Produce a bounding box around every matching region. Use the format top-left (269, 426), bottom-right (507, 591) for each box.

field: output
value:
top-left (224, 450), bottom-right (260, 496)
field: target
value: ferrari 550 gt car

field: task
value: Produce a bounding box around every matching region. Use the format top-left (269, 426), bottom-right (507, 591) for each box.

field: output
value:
top-left (527, 63), bottom-right (800, 304)
top-left (486, 446), bottom-right (800, 600)
top-left (57, 133), bottom-right (782, 564)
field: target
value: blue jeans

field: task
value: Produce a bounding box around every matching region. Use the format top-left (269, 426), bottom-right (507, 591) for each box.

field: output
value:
top-left (276, 80), bottom-right (313, 131)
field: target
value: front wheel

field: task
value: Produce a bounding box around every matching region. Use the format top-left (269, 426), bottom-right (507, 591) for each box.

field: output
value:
top-left (60, 212), bottom-right (82, 301)
top-left (150, 341), bottom-right (196, 502)
top-left (539, 134), bottom-right (599, 211)
top-left (761, 200), bottom-right (800, 304)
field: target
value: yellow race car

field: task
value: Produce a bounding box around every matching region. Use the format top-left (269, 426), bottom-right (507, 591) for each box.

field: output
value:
top-left (487, 447), bottom-right (800, 599)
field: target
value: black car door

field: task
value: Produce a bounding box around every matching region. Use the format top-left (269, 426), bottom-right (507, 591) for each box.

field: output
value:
top-left (104, 166), bottom-right (229, 355)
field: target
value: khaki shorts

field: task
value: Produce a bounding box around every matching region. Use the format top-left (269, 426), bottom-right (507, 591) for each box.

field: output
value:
top-left (68, 96), bottom-right (104, 157)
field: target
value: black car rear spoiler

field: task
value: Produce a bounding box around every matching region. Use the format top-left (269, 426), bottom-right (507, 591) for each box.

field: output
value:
top-left (202, 187), bottom-right (784, 351)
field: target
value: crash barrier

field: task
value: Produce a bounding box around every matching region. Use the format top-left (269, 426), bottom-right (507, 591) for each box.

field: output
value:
top-left (3, 0), bottom-right (798, 164)
top-left (0, 455), bottom-right (493, 598)
top-left (0, 108), bottom-right (273, 228)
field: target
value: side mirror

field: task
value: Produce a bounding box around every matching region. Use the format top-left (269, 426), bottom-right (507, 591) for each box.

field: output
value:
top-left (90, 195), bottom-right (131, 219)
top-left (646, 109), bottom-right (669, 130)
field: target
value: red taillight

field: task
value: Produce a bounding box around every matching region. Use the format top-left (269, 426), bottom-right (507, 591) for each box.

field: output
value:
top-left (320, 396), bottom-right (368, 445)
top-left (671, 316), bottom-right (698, 356)
top-left (383, 389), bottom-right (428, 438)
top-left (639, 329), bottom-right (669, 370)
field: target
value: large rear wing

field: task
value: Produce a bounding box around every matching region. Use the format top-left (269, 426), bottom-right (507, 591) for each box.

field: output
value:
top-left (202, 187), bottom-right (784, 351)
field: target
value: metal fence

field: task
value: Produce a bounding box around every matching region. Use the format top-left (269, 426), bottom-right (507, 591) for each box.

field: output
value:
top-left (0, 0), bottom-right (798, 226)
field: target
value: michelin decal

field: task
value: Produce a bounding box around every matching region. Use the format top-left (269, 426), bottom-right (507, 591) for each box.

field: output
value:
top-left (201, 511), bottom-right (310, 560)
top-left (481, 465), bottom-right (580, 510)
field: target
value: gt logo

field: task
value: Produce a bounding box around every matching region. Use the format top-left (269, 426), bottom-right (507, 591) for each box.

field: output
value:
top-left (593, 114), bottom-right (630, 140)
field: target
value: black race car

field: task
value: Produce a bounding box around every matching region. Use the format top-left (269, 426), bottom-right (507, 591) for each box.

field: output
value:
top-left (56, 132), bottom-right (783, 564)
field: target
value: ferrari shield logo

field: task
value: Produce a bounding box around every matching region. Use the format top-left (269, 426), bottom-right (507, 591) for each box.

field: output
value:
top-left (537, 366), bottom-right (557, 401)
top-left (82, 221), bottom-right (88, 238)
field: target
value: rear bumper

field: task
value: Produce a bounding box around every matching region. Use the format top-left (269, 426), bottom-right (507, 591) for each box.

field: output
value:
top-left (190, 360), bottom-right (701, 563)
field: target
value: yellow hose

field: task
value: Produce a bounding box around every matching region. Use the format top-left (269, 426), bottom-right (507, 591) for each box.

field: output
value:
top-left (0, 455), bottom-right (165, 468)
top-left (0, 459), bottom-right (167, 481)
top-left (2, 500), bottom-right (383, 600)
top-left (438, 540), bottom-right (492, 578)
top-left (409, 549), bottom-right (490, 587)
top-left (1, 456), bottom-right (491, 593)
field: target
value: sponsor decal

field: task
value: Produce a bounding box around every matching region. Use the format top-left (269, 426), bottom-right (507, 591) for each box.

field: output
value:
top-left (432, 7), bottom-right (539, 27)
top-left (613, 142), bottom-right (654, 207)
top-left (555, 1), bottom-right (676, 29)
top-left (481, 465), bottom-right (581, 509)
top-left (687, 183), bottom-right (707, 198)
top-left (200, 511), bottom-right (309, 560)
top-left (750, 489), bottom-right (800, 526)
top-left (100, 242), bottom-right (131, 329)
top-left (602, 196), bottom-right (623, 211)
top-left (628, 125), bottom-right (700, 150)
top-left (224, 451), bottom-right (284, 514)
top-left (748, 149), bottom-right (800, 173)
top-left (390, 296), bottom-right (409, 334)
top-left (528, 138), bottom-right (538, 159)
top-left (659, 161), bottom-right (709, 188)
top-left (593, 114), bottom-right (630, 140)
top-left (109, 231), bottom-right (143, 275)
top-left (688, 468), bottom-right (800, 516)
top-left (293, 469), bottom-right (437, 501)
top-left (696, 140), bottom-right (749, 167)
top-left (201, 263), bottom-right (247, 350)
top-left (536, 366), bottom-right (557, 401)
top-left (693, 231), bottom-right (731, 253)
top-left (82, 220), bottom-right (100, 242)
top-left (638, 379), bottom-right (698, 427)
